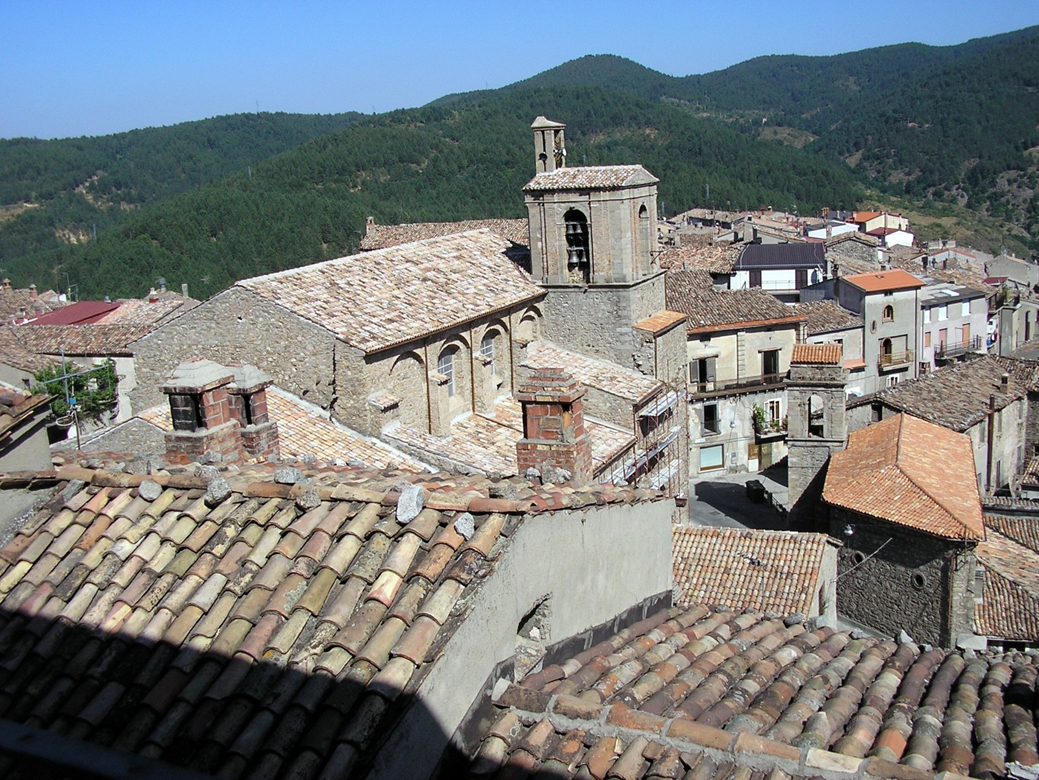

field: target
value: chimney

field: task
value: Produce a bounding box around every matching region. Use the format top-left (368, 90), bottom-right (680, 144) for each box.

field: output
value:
top-left (226, 364), bottom-right (280, 461)
top-left (516, 368), bottom-right (592, 484)
top-left (181, 283), bottom-right (189, 299)
top-left (28, 284), bottom-right (36, 300)
top-left (1000, 374), bottom-right (1010, 391)
top-left (162, 359), bottom-right (242, 463)
top-left (0, 278), bottom-right (10, 291)
top-left (148, 287), bottom-right (160, 303)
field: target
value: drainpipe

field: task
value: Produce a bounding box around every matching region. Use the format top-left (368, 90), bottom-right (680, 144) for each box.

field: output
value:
top-left (986, 394), bottom-right (996, 494)
top-left (423, 340), bottom-right (432, 434)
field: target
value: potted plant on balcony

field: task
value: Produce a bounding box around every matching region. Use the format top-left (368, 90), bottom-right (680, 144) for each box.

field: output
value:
top-left (752, 404), bottom-right (768, 434)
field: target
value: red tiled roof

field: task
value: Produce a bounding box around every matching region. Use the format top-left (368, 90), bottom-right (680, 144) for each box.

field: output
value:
top-left (0, 389), bottom-right (50, 441)
top-left (843, 269), bottom-right (924, 293)
top-left (672, 527), bottom-right (836, 615)
top-left (791, 343), bottom-right (842, 365)
top-left (26, 300), bottom-right (120, 325)
top-left (466, 603), bottom-right (1034, 779)
top-left (633, 310), bottom-right (686, 335)
top-left (824, 414), bottom-right (984, 540)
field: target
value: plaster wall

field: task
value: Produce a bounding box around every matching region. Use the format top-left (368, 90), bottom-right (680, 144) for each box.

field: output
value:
top-left (0, 413), bottom-right (51, 472)
top-left (370, 498), bottom-right (675, 780)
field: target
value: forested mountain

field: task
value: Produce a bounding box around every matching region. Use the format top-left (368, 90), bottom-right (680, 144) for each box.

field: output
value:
top-left (0, 26), bottom-right (1036, 300)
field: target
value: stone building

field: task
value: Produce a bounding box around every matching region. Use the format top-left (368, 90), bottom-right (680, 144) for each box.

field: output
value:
top-left (785, 343), bottom-right (848, 528)
top-left (823, 413), bottom-right (983, 648)
top-left (132, 118), bottom-right (690, 492)
top-left (847, 355), bottom-right (1037, 494)
top-left (666, 269), bottom-right (804, 474)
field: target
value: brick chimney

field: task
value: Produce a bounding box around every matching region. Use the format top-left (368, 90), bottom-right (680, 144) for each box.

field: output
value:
top-left (227, 364), bottom-right (280, 461)
top-left (162, 359), bottom-right (242, 463)
top-left (516, 367), bottom-right (592, 484)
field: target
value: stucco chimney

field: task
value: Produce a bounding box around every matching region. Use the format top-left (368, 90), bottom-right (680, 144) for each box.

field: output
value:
top-left (515, 367), bottom-right (592, 484)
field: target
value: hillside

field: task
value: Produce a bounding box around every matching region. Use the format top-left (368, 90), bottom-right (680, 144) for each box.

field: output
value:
top-left (0, 88), bottom-right (862, 300)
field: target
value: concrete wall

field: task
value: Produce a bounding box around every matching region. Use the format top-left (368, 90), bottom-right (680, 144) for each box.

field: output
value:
top-left (370, 498), bottom-right (675, 780)
top-left (920, 296), bottom-right (987, 371)
top-left (861, 288), bottom-right (920, 394)
top-left (0, 411), bottom-right (51, 472)
top-left (132, 288), bottom-right (338, 413)
top-left (829, 509), bottom-right (976, 648)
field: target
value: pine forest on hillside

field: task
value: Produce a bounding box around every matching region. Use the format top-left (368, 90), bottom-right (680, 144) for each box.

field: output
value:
top-left (0, 25), bottom-right (1036, 300)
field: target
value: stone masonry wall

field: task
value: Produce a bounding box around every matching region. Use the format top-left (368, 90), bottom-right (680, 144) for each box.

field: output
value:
top-left (132, 288), bottom-right (337, 414)
top-left (829, 509), bottom-right (971, 647)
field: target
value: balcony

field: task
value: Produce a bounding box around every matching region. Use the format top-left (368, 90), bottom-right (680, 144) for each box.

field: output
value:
top-left (690, 372), bottom-right (785, 399)
top-left (935, 335), bottom-right (984, 361)
top-left (753, 416), bottom-right (788, 441)
top-left (878, 349), bottom-right (914, 371)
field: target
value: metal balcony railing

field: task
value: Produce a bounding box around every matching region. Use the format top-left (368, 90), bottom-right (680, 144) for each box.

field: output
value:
top-left (878, 349), bottom-right (914, 369)
top-left (935, 335), bottom-right (984, 359)
top-left (690, 372), bottom-right (785, 398)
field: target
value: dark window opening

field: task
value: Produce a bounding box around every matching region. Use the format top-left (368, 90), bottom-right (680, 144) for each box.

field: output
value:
top-left (761, 349), bottom-right (780, 378)
top-left (564, 209), bottom-right (590, 284)
top-left (703, 403), bottom-right (720, 435)
top-left (170, 393), bottom-right (204, 431)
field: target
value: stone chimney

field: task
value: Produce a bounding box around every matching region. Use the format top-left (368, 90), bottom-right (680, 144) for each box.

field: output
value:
top-left (162, 359), bottom-right (241, 463)
top-left (226, 364), bottom-right (280, 461)
top-left (516, 367), bottom-right (592, 484)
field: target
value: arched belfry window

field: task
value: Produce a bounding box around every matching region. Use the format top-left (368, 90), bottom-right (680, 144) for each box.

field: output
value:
top-left (564, 209), bottom-right (590, 284)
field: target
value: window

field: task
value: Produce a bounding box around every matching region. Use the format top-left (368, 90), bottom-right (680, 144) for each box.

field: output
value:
top-left (702, 403), bottom-right (720, 435)
top-left (923, 307), bottom-right (931, 324)
top-left (761, 349), bottom-right (780, 378)
top-left (480, 332), bottom-right (496, 375)
top-left (924, 331), bottom-right (931, 348)
top-left (767, 399), bottom-right (781, 422)
top-left (887, 375), bottom-right (900, 388)
top-left (748, 269), bottom-right (762, 288)
top-left (563, 209), bottom-right (590, 284)
top-left (700, 444), bottom-right (724, 471)
top-left (961, 301), bottom-right (970, 317)
top-left (882, 304), bottom-right (894, 322)
top-left (690, 357), bottom-right (716, 391)
top-left (437, 349), bottom-right (455, 396)
top-left (938, 304), bottom-right (948, 321)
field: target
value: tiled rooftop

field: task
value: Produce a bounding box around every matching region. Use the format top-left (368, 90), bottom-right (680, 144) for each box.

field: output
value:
top-left (859, 356), bottom-right (1030, 432)
top-left (237, 230), bottom-right (543, 354)
top-left (97, 297), bottom-right (199, 327)
top-left (791, 300), bottom-right (862, 335)
top-left (358, 219), bottom-right (529, 251)
top-left (138, 386), bottom-right (431, 472)
top-left (843, 269), bottom-right (924, 293)
top-left (672, 527), bottom-right (836, 615)
top-left (0, 286), bottom-right (66, 324)
top-left (824, 414), bottom-right (984, 540)
top-left (656, 244), bottom-right (740, 274)
top-left (735, 243), bottom-right (825, 271)
top-left (791, 343), bottom-right (843, 365)
top-left (666, 269), bottom-right (805, 333)
top-left (0, 323), bottom-right (154, 356)
top-left (975, 515), bottom-right (1039, 641)
top-left (0, 389), bottom-right (50, 440)
top-left (0, 464), bottom-right (658, 778)
top-left (633, 310), bottom-right (686, 335)
top-left (385, 396), bottom-right (635, 478)
top-left (524, 341), bottom-right (662, 404)
top-left (523, 166), bottom-right (658, 192)
top-left (465, 603), bottom-right (1035, 779)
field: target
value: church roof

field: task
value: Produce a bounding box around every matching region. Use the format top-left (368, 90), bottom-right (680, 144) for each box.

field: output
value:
top-left (823, 414), bottom-right (984, 540)
top-left (236, 230), bottom-right (543, 355)
top-left (358, 218), bottom-right (529, 252)
top-left (523, 165), bottom-right (658, 192)
top-left (524, 341), bottom-right (662, 404)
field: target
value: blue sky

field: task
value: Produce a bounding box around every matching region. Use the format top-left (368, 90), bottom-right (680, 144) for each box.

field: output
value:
top-left (3, 0), bottom-right (1038, 139)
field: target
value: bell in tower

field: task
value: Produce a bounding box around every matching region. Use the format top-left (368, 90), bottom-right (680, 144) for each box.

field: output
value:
top-left (532, 116), bottom-right (566, 174)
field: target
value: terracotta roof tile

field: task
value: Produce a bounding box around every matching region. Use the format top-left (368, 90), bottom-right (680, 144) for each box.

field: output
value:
top-left (633, 310), bottom-right (686, 335)
top-left (0, 463), bottom-right (659, 778)
top-left (462, 602), bottom-right (1027, 780)
top-left (791, 300), bottom-right (862, 335)
top-left (791, 343), bottom-right (842, 365)
top-left (237, 230), bottom-right (542, 354)
top-left (656, 244), bottom-right (740, 274)
top-left (672, 527), bottom-right (836, 615)
top-left (524, 341), bottom-right (661, 404)
top-left (843, 269), bottom-right (924, 293)
top-left (359, 218), bottom-right (529, 251)
top-left (824, 414), bottom-right (984, 540)
top-left (523, 166), bottom-right (658, 191)
top-left (666, 269), bottom-right (805, 333)
top-left (0, 323), bottom-right (153, 356)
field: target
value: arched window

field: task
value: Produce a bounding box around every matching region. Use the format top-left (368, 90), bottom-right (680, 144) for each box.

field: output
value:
top-left (437, 349), bottom-right (456, 396)
top-left (882, 304), bottom-right (894, 322)
top-left (564, 209), bottom-right (590, 284)
top-left (481, 331), bottom-right (497, 375)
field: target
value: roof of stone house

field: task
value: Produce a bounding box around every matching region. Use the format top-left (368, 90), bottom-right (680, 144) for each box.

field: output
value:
top-left (1022, 456), bottom-right (1039, 488)
top-left (358, 218), bottom-right (530, 251)
top-left (734, 242), bottom-right (825, 270)
top-left (633, 310), bottom-right (687, 335)
top-left (843, 269), bottom-right (924, 293)
top-left (0, 389), bottom-right (50, 441)
top-left (0, 323), bottom-right (153, 356)
top-left (824, 414), bottom-right (984, 540)
top-left (96, 297), bottom-right (200, 326)
top-left (464, 603), bottom-right (1036, 780)
top-left (0, 343), bottom-right (59, 374)
top-left (975, 567), bottom-right (1039, 641)
top-left (858, 355), bottom-right (1031, 432)
top-left (0, 463), bottom-right (661, 778)
top-left (672, 527), bottom-right (837, 616)
top-left (137, 386), bottom-right (431, 473)
top-left (384, 396), bottom-right (635, 479)
top-left (825, 231), bottom-right (880, 248)
top-left (523, 165), bottom-right (658, 192)
top-left (976, 515), bottom-right (1039, 639)
top-left (236, 230), bottom-right (543, 355)
top-left (791, 300), bottom-right (862, 335)
top-left (524, 341), bottom-right (662, 405)
top-left (665, 269), bottom-right (806, 334)
top-left (0, 286), bottom-right (66, 324)
top-left (656, 243), bottom-right (740, 274)
top-left (791, 343), bottom-right (842, 365)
